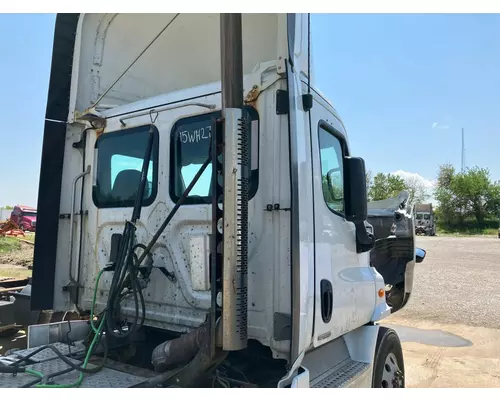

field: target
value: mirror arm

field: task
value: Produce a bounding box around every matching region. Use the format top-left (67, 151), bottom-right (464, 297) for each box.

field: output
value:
top-left (354, 221), bottom-right (375, 254)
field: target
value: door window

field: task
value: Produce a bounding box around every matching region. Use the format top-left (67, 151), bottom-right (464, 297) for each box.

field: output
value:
top-left (93, 125), bottom-right (159, 208)
top-left (318, 126), bottom-right (345, 214)
top-left (170, 109), bottom-right (260, 204)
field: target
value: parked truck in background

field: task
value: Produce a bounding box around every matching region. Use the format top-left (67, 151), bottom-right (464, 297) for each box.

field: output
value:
top-left (414, 203), bottom-right (435, 236)
top-left (0, 13), bottom-right (426, 389)
top-left (9, 205), bottom-right (37, 232)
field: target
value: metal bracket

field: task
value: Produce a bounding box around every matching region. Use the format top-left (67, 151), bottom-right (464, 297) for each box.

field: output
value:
top-left (72, 139), bottom-right (85, 150)
top-left (276, 90), bottom-right (289, 115)
top-left (302, 93), bottom-right (313, 112)
top-left (265, 204), bottom-right (291, 212)
top-left (119, 102), bottom-right (216, 127)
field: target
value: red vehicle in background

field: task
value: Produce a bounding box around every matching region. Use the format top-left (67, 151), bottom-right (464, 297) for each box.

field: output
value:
top-left (10, 205), bottom-right (37, 232)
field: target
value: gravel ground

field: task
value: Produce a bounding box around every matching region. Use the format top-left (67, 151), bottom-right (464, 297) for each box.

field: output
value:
top-left (394, 236), bottom-right (500, 329)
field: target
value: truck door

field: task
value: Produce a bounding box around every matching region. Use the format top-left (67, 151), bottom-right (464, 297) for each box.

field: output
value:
top-left (309, 99), bottom-right (376, 347)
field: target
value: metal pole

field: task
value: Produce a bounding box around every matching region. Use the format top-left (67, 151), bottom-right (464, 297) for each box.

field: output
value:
top-left (219, 13), bottom-right (248, 351)
top-left (220, 14), bottom-right (243, 111)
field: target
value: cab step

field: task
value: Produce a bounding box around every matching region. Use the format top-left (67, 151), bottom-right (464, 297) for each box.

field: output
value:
top-left (311, 359), bottom-right (370, 388)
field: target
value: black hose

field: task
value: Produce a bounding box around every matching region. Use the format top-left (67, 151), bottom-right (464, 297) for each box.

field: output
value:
top-left (9, 332), bottom-right (108, 374)
top-left (20, 366), bottom-right (77, 388)
top-left (104, 127), bottom-right (154, 339)
top-left (105, 155), bottom-right (212, 341)
top-left (0, 363), bottom-right (26, 373)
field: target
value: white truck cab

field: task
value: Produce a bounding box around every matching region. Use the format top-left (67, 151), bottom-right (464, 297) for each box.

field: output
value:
top-left (0, 13), bottom-right (425, 389)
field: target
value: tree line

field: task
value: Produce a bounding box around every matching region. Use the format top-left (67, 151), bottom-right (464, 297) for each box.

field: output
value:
top-left (435, 164), bottom-right (500, 227)
top-left (367, 165), bottom-right (500, 233)
top-left (366, 171), bottom-right (429, 204)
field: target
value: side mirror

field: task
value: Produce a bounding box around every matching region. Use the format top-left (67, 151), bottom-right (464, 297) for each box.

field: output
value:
top-left (344, 157), bottom-right (368, 223)
top-left (415, 247), bottom-right (426, 263)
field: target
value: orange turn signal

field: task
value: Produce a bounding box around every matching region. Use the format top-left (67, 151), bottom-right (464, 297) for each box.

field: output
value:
top-left (378, 289), bottom-right (385, 298)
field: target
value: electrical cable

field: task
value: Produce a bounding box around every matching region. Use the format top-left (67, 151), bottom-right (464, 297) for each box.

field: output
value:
top-left (105, 132), bottom-right (212, 342)
top-left (104, 124), bottom-right (155, 340)
top-left (12, 121), bottom-right (212, 388)
top-left (15, 269), bottom-right (108, 388)
top-left (93, 14), bottom-right (180, 107)
top-left (21, 366), bottom-right (74, 388)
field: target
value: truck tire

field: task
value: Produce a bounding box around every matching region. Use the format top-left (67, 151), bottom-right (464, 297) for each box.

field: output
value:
top-left (372, 326), bottom-right (405, 388)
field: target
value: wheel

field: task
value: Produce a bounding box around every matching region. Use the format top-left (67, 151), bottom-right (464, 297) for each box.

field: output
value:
top-left (372, 327), bottom-right (405, 388)
top-left (0, 328), bottom-right (20, 338)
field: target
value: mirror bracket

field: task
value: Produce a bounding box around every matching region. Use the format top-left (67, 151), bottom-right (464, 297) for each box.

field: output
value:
top-left (354, 221), bottom-right (375, 253)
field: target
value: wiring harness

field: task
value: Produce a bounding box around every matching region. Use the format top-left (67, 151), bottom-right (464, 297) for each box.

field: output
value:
top-left (1, 121), bottom-right (214, 388)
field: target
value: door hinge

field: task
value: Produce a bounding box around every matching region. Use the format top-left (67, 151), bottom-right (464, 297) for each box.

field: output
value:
top-left (72, 139), bottom-right (85, 149)
top-left (276, 90), bottom-right (289, 115)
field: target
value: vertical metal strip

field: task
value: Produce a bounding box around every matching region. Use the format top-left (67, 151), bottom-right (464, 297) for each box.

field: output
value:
top-left (220, 13), bottom-right (248, 351)
top-left (210, 117), bottom-right (224, 357)
top-left (221, 108), bottom-right (249, 351)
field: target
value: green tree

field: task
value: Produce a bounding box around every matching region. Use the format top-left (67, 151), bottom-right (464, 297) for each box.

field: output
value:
top-left (403, 175), bottom-right (429, 205)
top-left (452, 167), bottom-right (492, 224)
top-left (434, 164), bottom-right (500, 226)
top-left (434, 164), bottom-right (456, 224)
top-left (485, 181), bottom-right (500, 220)
top-left (368, 173), bottom-right (406, 201)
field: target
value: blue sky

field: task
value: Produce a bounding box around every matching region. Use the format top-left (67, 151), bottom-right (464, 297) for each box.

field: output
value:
top-left (0, 13), bottom-right (499, 207)
top-left (312, 13), bottom-right (500, 191)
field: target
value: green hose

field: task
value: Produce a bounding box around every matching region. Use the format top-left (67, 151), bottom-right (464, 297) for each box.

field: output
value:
top-left (25, 269), bottom-right (106, 388)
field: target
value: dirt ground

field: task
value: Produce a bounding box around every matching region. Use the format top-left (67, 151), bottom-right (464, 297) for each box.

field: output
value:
top-left (386, 236), bottom-right (500, 388)
top-left (0, 241), bottom-right (33, 268)
top-left (386, 317), bottom-right (500, 388)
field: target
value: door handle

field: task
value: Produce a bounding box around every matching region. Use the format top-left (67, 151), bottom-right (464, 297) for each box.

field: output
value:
top-left (320, 279), bottom-right (333, 323)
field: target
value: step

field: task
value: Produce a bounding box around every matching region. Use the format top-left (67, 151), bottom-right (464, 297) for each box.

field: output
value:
top-left (311, 359), bottom-right (370, 388)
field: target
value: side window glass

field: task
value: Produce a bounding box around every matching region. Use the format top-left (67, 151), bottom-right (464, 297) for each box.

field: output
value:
top-left (93, 125), bottom-right (159, 208)
top-left (170, 108), bottom-right (260, 204)
top-left (318, 126), bottom-right (345, 214)
top-left (111, 154), bottom-right (153, 198)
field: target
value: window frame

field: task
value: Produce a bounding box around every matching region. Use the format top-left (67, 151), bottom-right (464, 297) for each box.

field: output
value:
top-left (92, 124), bottom-right (160, 209)
top-left (317, 120), bottom-right (349, 218)
top-left (169, 107), bottom-right (260, 205)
